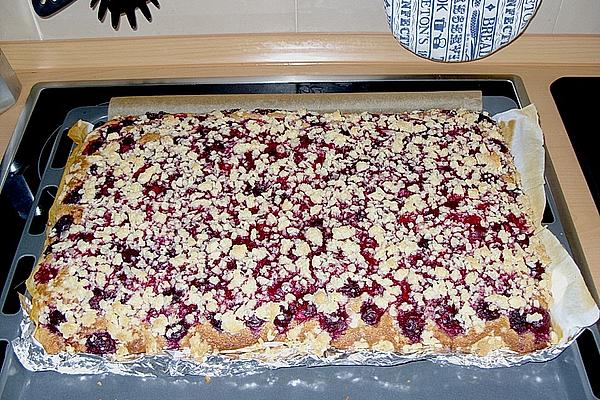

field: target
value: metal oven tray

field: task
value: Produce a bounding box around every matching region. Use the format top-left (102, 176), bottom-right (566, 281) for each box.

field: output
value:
top-left (0, 76), bottom-right (598, 399)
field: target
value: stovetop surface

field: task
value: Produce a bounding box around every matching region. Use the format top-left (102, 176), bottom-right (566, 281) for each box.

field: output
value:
top-left (1, 77), bottom-right (597, 400)
top-left (551, 77), bottom-right (600, 214)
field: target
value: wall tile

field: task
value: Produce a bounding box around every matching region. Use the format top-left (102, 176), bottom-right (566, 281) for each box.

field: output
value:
top-left (527, 0), bottom-right (561, 33)
top-left (297, 0), bottom-right (389, 32)
top-left (34, 0), bottom-right (296, 39)
top-left (0, 1), bottom-right (40, 40)
top-left (555, 0), bottom-right (600, 33)
top-left (2, 0), bottom-right (600, 41)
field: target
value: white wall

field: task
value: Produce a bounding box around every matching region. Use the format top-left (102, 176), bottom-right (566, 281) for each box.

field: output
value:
top-left (1, 0), bottom-right (599, 41)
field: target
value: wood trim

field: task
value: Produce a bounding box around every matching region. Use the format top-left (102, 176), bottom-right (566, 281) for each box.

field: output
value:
top-left (1, 33), bottom-right (600, 71)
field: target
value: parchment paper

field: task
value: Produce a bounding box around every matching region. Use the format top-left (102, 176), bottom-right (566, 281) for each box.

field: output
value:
top-left (494, 105), bottom-right (599, 343)
top-left (108, 91), bottom-right (482, 117)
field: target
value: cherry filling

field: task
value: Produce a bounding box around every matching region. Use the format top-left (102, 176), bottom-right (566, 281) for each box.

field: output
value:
top-left (474, 300), bottom-right (500, 321)
top-left (144, 182), bottom-right (167, 196)
top-left (106, 123), bottom-right (123, 134)
top-left (121, 247), bottom-right (140, 263)
top-left (163, 287), bottom-right (184, 302)
top-left (34, 263), bottom-right (59, 284)
top-left (82, 137), bottom-right (105, 155)
top-left (72, 232), bottom-right (94, 243)
top-left (244, 315), bottom-right (265, 333)
top-left (208, 313), bottom-right (222, 331)
top-left (315, 151), bottom-right (326, 166)
top-left (62, 184), bottom-right (83, 204)
top-left (120, 118), bottom-right (136, 127)
top-left (206, 141), bottom-right (225, 153)
top-left (244, 152), bottom-right (255, 170)
top-left (435, 304), bottom-right (464, 337)
top-left (97, 175), bottom-right (115, 198)
top-left (243, 182), bottom-right (267, 197)
top-left (89, 287), bottom-right (115, 310)
top-left (119, 135), bottom-right (135, 153)
top-left (132, 164), bottom-right (149, 179)
top-left (463, 214), bottom-right (482, 226)
top-left (360, 301), bottom-right (385, 326)
top-left (85, 331), bottom-right (117, 355)
top-left (508, 310), bottom-right (529, 334)
top-left (398, 280), bottom-right (411, 302)
top-left (266, 281), bottom-right (286, 303)
top-left (274, 305), bottom-right (295, 333)
top-left (488, 137), bottom-right (510, 154)
top-left (52, 215), bottom-right (73, 236)
top-left (338, 279), bottom-right (361, 298)
top-left (443, 194), bottom-right (463, 210)
top-left (308, 217), bottom-right (324, 228)
top-left (293, 301), bottom-right (317, 323)
top-left (508, 308), bottom-right (551, 342)
top-left (396, 310), bottom-right (425, 343)
top-left (529, 308), bottom-right (551, 342)
top-left (46, 309), bottom-right (66, 333)
top-left (299, 135), bottom-right (311, 149)
top-left (529, 261), bottom-right (545, 280)
top-left (219, 162), bottom-right (233, 172)
top-left (165, 320), bottom-right (190, 348)
top-left (177, 303), bottom-right (198, 319)
top-left (397, 213), bottom-right (415, 225)
top-left (318, 309), bottom-right (349, 339)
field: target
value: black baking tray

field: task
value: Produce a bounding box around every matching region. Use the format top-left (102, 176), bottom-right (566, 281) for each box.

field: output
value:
top-left (0, 76), bottom-right (598, 400)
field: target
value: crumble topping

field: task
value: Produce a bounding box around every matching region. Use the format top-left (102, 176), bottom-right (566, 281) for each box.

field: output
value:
top-left (33, 109), bottom-right (552, 355)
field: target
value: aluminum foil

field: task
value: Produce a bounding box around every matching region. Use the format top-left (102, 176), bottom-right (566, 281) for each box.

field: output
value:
top-left (11, 300), bottom-right (587, 377)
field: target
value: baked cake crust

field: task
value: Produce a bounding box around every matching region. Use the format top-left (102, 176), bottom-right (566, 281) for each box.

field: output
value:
top-left (26, 109), bottom-right (557, 360)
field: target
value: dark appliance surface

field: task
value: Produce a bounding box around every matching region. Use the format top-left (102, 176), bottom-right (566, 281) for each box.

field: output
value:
top-left (0, 76), bottom-right (598, 400)
top-left (551, 77), bottom-right (600, 214)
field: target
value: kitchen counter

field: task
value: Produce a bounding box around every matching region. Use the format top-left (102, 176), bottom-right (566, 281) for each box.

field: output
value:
top-left (1, 33), bottom-right (599, 296)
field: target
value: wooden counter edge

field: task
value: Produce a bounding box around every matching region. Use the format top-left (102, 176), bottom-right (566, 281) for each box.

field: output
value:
top-left (1, 33), bottom-right (600, 71)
